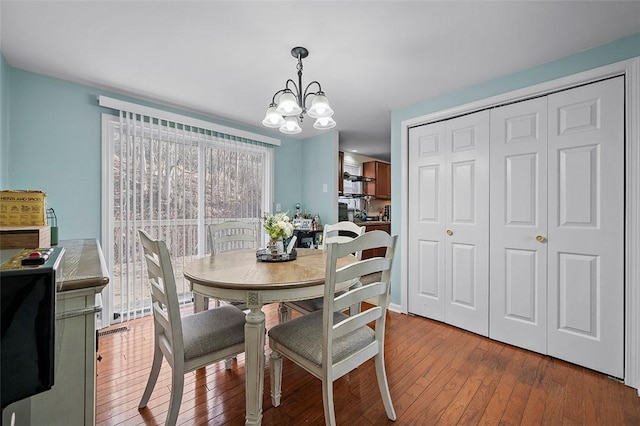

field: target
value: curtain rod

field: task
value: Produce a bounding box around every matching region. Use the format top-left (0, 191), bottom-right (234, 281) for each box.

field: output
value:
top-left (97, 95), bottom-right (281, 147)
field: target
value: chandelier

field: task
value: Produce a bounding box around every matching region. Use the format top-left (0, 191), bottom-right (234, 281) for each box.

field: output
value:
top-left (262, 46), bottom-right (336, 135)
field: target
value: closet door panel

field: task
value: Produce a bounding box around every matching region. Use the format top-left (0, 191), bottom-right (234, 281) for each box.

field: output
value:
top-left (490, 97), bottom-right (548, 353)
top-left (408, 123), bottom-right (447, 320)
top-left (445, 111), bottom-right (490, 336)
top-left (547, 77), bottom-right (624, 378)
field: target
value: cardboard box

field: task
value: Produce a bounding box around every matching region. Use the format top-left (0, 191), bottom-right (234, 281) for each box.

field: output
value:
top-left (0, 190), bottom-right (47, 226)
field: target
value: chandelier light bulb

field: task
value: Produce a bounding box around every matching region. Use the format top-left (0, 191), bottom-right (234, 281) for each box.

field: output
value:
top-left (262, 105), bottom-right (285, 128)
top-left (280, 116), bottom-right (302, 134)
top-left (313, 116), bottom-right (336, 130)
top-left (307, 93), bottom-right (334, 119)
top-left (275, 91), bottom-right (302, 116)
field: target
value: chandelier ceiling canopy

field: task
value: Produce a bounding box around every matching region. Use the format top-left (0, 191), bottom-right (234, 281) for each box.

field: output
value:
top-left (262, 46), bottom-right (336, 135)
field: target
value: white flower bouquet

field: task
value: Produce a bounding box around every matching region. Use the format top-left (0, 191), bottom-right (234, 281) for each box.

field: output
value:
top-left (261, 212), bottom-right (296, 240)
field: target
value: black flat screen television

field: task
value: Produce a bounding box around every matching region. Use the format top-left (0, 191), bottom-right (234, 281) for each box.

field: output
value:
top-left (0, 247), bottom-right (64, 410)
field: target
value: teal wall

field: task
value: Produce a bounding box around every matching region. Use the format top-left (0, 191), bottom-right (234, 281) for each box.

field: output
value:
top-left (300, 130), bottom-right (339, 226)
top-left (4, 66), bottom-right (310, 241)
top-left (273, 137), bottom-right (303, 216)
top-left (0, 52), bottom-right (7, 188)
top-left (390, 32), bottom-right (640, 306)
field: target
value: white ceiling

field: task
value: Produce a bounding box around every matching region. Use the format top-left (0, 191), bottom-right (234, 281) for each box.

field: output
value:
top-left (2, 1), bottom-right (640, 162)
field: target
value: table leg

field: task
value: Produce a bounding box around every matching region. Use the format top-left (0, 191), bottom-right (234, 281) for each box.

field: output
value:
top-left (244, 305), bottom-right (265, 425)
top-left (193, 293), bottom-right (209, 313)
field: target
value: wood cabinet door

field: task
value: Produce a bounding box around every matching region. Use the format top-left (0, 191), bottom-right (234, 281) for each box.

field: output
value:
top-left (376, 162), bottom-right (391, 199)
top-left (363, 161), bottom-right (391, 200)
top-left (363, 161), bottom-right (376, 196)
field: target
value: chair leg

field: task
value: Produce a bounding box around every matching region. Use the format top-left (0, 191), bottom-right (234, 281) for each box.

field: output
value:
top-left (138, 345), bottom-right (163, 409)
top-left (270, 350), bottom-right (283, 407)
top-left (224, 358), bottom-right (233, 370)
top-left (322, 379), bottom-right (337, 426)
top-left (166, 365), bottom-right (185, 426)
top-left (374, 353), bottom-right (396, 421)
top-left (278, 303), bottom-right (291, 323)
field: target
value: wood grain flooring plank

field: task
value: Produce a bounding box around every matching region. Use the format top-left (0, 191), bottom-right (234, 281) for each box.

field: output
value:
top-left (94, 303), bottom-right (640, 426)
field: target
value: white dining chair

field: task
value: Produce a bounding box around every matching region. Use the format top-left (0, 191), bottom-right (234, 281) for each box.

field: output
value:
top-left (278, 221), bottom-right (365, 323)
top-left (268, 230), bottom-right (398, 426)
top-left (137, 229), bottom-right (246, 426)
top-left (193, 221), bottom-right (258, 311)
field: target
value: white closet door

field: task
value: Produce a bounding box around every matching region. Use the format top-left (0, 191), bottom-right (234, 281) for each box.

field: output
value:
top-left (408, 110), bottom-right (490, 336)
top-left (547, 77), bottom-right (624, 378)
top-left (489, 97), bottom-right (548, 353)
top-left (444, 111), bottom-right (490, 336)
top-left (408, 122), bottom-right (446, 321)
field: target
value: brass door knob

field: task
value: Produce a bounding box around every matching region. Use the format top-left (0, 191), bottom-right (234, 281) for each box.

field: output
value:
top-left (446, 229), bottom-right (453, 236)
top-left (536, 235), bottom-right (546, 242)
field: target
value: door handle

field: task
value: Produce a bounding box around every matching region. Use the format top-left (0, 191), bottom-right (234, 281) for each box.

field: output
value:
top-left (446, 229), bottom-right (453, 236)
top-left (536, 235), bottom-right (546, 242)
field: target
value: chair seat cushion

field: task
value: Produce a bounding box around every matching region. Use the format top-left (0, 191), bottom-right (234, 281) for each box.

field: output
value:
top-left (287, 297), bottom-right (325, 312)
top-left (182, 305), bottom-right (245, 361)
top-left (268, 310), bottom-right (374, 366)
top-left (286, 287), bottom-right (352, 314)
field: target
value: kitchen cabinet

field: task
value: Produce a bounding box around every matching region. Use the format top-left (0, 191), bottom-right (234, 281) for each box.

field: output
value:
top-left (361, 222), bottom-right (391, 259)
top-left (363, 161), bottom-right (391, 200)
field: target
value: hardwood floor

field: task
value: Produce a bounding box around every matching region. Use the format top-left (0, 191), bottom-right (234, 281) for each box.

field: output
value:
top-left (96, 304), bottom-right (640, 425)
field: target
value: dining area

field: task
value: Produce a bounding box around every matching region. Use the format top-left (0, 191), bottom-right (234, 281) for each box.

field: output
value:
top-left (131, 219), bottom-right (398, 425)
top-left (92, 218), bottom-right (640, 425)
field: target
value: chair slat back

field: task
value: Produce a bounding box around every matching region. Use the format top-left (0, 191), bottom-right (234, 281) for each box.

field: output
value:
top-left (333, 278), bottom-right (387, 313)
top-left (209, 221), bottom-right (258, 255)
top-left (138, 229), bottom-right (184, 363)
top-left (322, 221), bottom-right (366, 259)
top-left (323, 230), bottom-right (397, 367)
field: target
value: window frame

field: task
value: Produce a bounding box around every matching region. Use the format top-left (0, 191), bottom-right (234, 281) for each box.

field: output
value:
top-left (100, 113), bottom-right (274, 325)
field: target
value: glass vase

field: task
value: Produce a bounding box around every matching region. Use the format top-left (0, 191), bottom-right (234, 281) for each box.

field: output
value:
top-left (269, 237), bottom-right (285, 255)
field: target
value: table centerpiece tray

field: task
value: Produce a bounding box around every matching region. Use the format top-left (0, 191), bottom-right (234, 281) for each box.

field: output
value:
top-left (256, 248), bottom-right (297, 262)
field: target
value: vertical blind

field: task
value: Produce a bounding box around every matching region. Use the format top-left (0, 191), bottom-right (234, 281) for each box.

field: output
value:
top-left (102, 105), bottom-right (273, 323)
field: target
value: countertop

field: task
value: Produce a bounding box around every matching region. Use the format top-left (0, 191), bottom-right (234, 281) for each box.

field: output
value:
top-left (354, 220), bottom-right (391, 227)
top-left (57, 239), bottom-right (110, 292)
top-left (0, 239), bottom-right (109, 293)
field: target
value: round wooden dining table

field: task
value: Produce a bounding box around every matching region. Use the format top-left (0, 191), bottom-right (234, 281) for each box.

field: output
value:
top-left (183, 248), bottom-right (357, 426)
